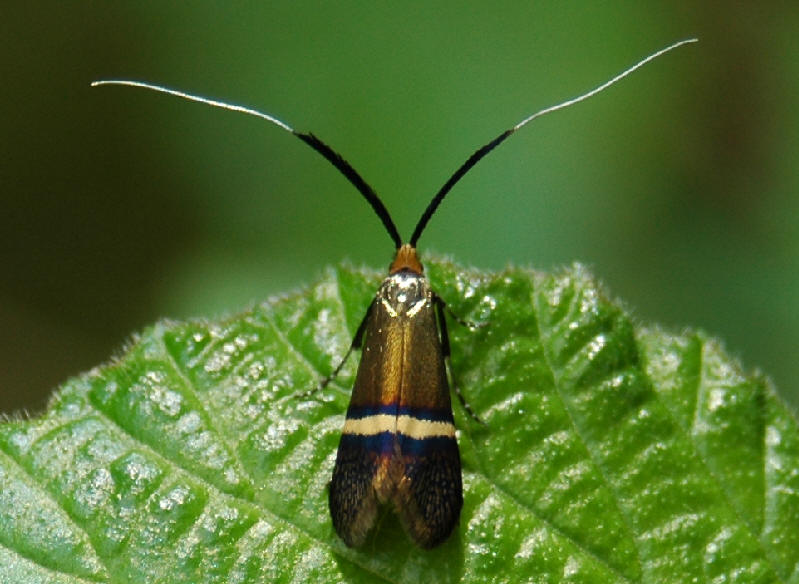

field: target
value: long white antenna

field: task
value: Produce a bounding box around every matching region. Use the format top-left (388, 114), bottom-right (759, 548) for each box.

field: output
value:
top-left (513, 38), bottom-right (697, 131)
top-left (92, 38), bottom-right (697, 142)
top-left (90, 79), bottom-right (295, 133)
top-left (409, 38), bottom-right (698, 245)
top-left (94, 37), bottom-right (698, 249)
top-left (91, 79), bottom-right (404, 246)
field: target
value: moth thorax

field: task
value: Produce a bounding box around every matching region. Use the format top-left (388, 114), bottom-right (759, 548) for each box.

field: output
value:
top-left (380, 270), bottom-right (430, 317)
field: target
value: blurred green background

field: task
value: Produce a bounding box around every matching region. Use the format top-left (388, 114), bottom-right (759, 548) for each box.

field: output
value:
top-left (3, 4), bottom-right (797, 414)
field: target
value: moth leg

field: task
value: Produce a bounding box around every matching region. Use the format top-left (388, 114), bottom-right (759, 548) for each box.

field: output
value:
top-left (434, 294), bottom-right (485, 425)
top-left (300, 300), bottom-right (374, 397)
top-left (441, 302), bottom-right (488, 331)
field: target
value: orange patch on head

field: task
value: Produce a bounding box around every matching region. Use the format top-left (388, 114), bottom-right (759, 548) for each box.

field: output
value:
top-left (389, 244), bottom-right (423, 275)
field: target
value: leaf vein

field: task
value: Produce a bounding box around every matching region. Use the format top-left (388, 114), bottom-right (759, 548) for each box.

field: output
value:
top-left (0, 541), bottom-right (104, 584)
top-left (159, 335), bottom-right (258, 497)
top-left (84, 397), bottom-right (400, 583)
top-left (528, 282), bottom-right (645, 579)
top-left (472, 469), bottom-right (634, 583)
top-left (260, 310), bottom-right (325, 381)
top-left (658, 337), bottom-right (786, 582)
top-left (0, 442), bottom-right (108, 582)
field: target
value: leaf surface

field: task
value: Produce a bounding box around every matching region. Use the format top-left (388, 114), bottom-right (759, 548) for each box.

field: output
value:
top-left (1, 260), bottom-right (796, 583)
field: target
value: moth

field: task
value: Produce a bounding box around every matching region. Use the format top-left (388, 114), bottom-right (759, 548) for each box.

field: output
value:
top-left (93, 37), bottom-right (696, 549)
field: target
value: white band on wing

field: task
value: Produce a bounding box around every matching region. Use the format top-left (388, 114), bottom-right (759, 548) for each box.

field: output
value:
top-left (343, 414), bottom-right (456, 439)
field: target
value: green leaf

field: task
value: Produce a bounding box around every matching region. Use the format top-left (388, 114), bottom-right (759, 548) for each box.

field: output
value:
top-left (1, 259), bottom-right (797, 583)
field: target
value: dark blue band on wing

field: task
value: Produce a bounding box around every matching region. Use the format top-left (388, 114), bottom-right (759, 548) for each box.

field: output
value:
top-left (337, 432), bottom-right (457, 458)
top-left (346, 403), bottom-right (454, 423)
top-left (338, 431), bottom-right (395, 456)
top-left (398, 434), bottom-right (458, 457)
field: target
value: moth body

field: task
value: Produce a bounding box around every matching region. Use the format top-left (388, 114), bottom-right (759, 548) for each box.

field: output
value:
top-left (329, 256), bottom-right (462, 548)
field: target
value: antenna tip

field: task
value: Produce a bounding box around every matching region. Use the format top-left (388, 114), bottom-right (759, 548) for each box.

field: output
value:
top-left (667, 38), bottom-right (699, 51)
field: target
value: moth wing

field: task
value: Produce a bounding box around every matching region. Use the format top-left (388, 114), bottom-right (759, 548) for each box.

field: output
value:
top-left (329, 434), bottom-right (381, 548)
top-left (394, 298), bottom-right (463, 548)
top-left (395, 435), bottom-right (462, 548)
top-left (329, 298), bottom-right (396, 547)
